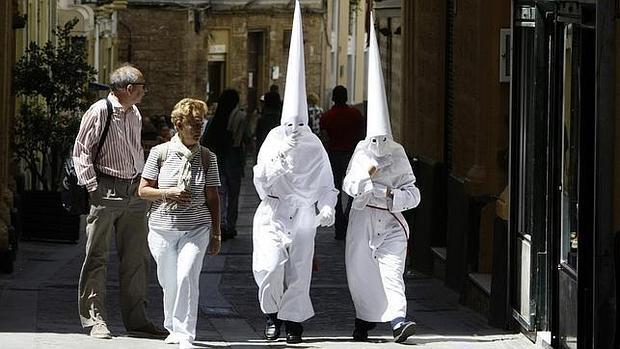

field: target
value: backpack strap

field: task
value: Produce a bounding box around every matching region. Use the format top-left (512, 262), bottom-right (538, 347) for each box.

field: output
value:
top-left (200, 146), bottom-right (211, 176)
top-left (157, 142), bottom-right (170, 169)
top-left (157, 143), bottom-right (207, 173)
top-left (92, 98), bottom-right (113, 165)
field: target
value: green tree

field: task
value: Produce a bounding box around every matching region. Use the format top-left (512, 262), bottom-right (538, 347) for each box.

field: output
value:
top-left (13, 18), bottom-right (97, 191)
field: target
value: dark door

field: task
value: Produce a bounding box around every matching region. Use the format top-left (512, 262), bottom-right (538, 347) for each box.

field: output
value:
top-left (247, 31), bottom-right (265, 115)
top-left (510, 3), bottom-right (548, 338)
top-left (208, 61), bottom-right (225, 104)
top-left (550, 4), bottom-right (595, 348)
top-left (511, 2), bottom-right (596, 346)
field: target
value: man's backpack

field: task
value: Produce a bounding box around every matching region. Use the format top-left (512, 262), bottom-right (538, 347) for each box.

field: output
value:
top-left (61, 98), bottom-right (113, 215)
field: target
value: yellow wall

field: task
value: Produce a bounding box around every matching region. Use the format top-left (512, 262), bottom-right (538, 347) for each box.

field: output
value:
top-left (17, 0), bottom-right (58, 56)
top-left (17, 0), bottom-right (122, 84)
top-left (353, 1), bottom-right (367, 105)
top-left (0, 0), bottom-right (17, 254)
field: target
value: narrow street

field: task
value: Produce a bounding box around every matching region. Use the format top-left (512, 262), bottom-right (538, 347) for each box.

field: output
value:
top-left (0, 172), bottom-right (536, 348)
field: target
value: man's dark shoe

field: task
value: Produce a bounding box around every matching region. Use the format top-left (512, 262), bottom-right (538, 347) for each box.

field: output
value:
top-left (221, 228), bottom-right (231, 241)
top-left (264, 313), bottom-right (282, 340)
top-left (222, 228), bottom-right (236, 241)
top-left (352, 318), bottom-right (375, 341)
top-left (393, 320), bottom-right (416, 343)
top-left (126, 322), bottom-right (169, 339)
top-left (285, 321), bottom-right (303, 344)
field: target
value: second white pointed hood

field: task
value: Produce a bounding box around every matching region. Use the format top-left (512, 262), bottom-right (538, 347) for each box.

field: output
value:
top-left (366, 11), bottom-right (392, 138)
top-left (281, 0), bottom-right (308, 126)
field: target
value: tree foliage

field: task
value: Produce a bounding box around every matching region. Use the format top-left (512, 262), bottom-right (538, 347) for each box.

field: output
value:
top-left (13, 18), bottom-right (97, 191)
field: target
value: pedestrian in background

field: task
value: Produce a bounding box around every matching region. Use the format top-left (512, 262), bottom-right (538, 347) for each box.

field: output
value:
top-left (73, 64), bottom-right (166, 339)
top-left (157, 125), bottom-right (173, 144)
top-left (246, 94), bottom-right (263, 158)
top-left (201, 89), bottom-right (248, 240)
top-left (252, 1), bottom-right (338, 344)
top-left (343, 14), bottom-right (420, 343)
top-left (320, 85), bottom-right (364, 240)
top-left (255, 91), bottom-right (282, 152)
top-left (139, 98), bottom-right (221, 349)
top-left (307, 92), bottom-right (323, 138)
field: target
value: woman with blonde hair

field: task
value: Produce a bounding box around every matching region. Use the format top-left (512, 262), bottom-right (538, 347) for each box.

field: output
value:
top-left (139, 98), bottom-right (221, 349)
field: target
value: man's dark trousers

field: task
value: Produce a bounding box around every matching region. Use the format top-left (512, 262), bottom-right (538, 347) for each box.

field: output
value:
top-left (328, 150), bottom-right (353, 239)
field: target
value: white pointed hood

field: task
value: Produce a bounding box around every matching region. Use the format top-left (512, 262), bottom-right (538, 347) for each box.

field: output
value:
top-left (281, 0), bottom-right (308, 125)
top-left (366, 11), bottom-right (392, 138)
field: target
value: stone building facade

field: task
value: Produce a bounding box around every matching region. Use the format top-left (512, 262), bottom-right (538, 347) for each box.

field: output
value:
top-left (116, 3), bottom-right (210, 119)
top-left (114, 0), bottom-right (324, 119)
top-left (399, 0), bottom-right (512, 327)
top-left (205, 1), bottom-right (324, 115)
top-left (375, 0), bottom-right (403, 144)
top-left (400, 0), bottom-right (510, 272)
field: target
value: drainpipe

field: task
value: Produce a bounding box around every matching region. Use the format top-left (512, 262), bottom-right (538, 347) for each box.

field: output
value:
top-left (95, 19), bottom-right (100, 81)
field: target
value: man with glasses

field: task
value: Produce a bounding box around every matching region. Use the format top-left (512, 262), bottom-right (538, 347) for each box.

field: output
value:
top-left (73, 64), bottom-right (166, 339)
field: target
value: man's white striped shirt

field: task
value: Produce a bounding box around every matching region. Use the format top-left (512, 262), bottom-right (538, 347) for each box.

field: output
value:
top-left (72, 93), bottom-right (144, 191)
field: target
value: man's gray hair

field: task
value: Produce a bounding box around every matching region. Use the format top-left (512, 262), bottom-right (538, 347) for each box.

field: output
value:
top-left (109, 64), bottom-right (142, 90)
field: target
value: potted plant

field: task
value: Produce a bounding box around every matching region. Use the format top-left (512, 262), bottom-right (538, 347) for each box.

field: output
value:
top-left (12, 18), bottom-right (97, 242)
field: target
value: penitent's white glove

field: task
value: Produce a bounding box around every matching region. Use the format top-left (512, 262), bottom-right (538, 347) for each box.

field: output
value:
top-left (374, 154), bottom-right (393, 169)
top-left (317, 205), bottom-right (335, 227)
top-left (279, 134), bottom-right (298, 158)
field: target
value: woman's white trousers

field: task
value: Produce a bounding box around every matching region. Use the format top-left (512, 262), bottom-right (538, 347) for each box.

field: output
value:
top-left (148, 225), bottom-right (210, 342)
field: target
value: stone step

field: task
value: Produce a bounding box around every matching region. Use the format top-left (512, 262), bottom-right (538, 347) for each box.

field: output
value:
top-left (430, 246), bottom-right (446, 281)
top-left (463, 272), bottom-right (492, 318)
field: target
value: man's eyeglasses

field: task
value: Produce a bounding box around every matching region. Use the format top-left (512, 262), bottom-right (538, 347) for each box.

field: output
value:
top-left (129, 82), bottom-right (148, 92)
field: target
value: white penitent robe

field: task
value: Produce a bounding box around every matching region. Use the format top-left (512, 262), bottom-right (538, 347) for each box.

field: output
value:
top-left (343, 139), bottom-right (421, 322)
top-left (252, 125), bottom-right (338, 322)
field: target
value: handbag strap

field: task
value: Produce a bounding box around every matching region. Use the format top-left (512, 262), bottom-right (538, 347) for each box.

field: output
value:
top-left (92, 98), bottom-right (113, 165)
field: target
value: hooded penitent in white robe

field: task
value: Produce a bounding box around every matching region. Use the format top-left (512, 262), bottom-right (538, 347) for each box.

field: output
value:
top-left (343, 139), bottom-right (420, 322)
top-left (252, 126), bottom-right (337, 322)
top-left (252, 0), bottom-right (338, 323)
top-left (343, 11), bottom-right (421, 323)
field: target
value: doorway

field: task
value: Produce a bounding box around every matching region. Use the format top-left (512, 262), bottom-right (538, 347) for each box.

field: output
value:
top-left (247, 30), bottom-right (266, 115)
top-left (208, 61), bottom-right (226, 104)
top-left (552, 14), bottom-right (595, 349)
top-left (510, 2), bottom-right (596, 347)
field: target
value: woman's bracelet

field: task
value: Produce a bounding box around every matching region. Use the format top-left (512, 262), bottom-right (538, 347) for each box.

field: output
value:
top-left (211, 234), bottom-right (221, 240)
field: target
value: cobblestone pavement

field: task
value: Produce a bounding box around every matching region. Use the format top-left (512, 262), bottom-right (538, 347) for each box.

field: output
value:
top-left (0, 169), bottom-right (537, 348)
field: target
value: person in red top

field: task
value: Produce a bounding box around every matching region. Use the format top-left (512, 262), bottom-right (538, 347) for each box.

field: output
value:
top-left (320, 85), bottom-right (364, 240)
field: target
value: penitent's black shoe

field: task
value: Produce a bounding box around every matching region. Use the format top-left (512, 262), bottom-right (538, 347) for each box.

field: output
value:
top-left (264, 323), bottom-right (281, 340)
top-left (264, 313), bottom-right (282, 340)
top-left (352, 318), bottom-right (376, 341)
top-left (286, 333), bottom-right (303, 344)
top-left (393, 320), bottom-right (416, 343)
top-left (284, 321), bottom-right (303, 344)
top-left (352, 327), bottom-right (368, 341)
